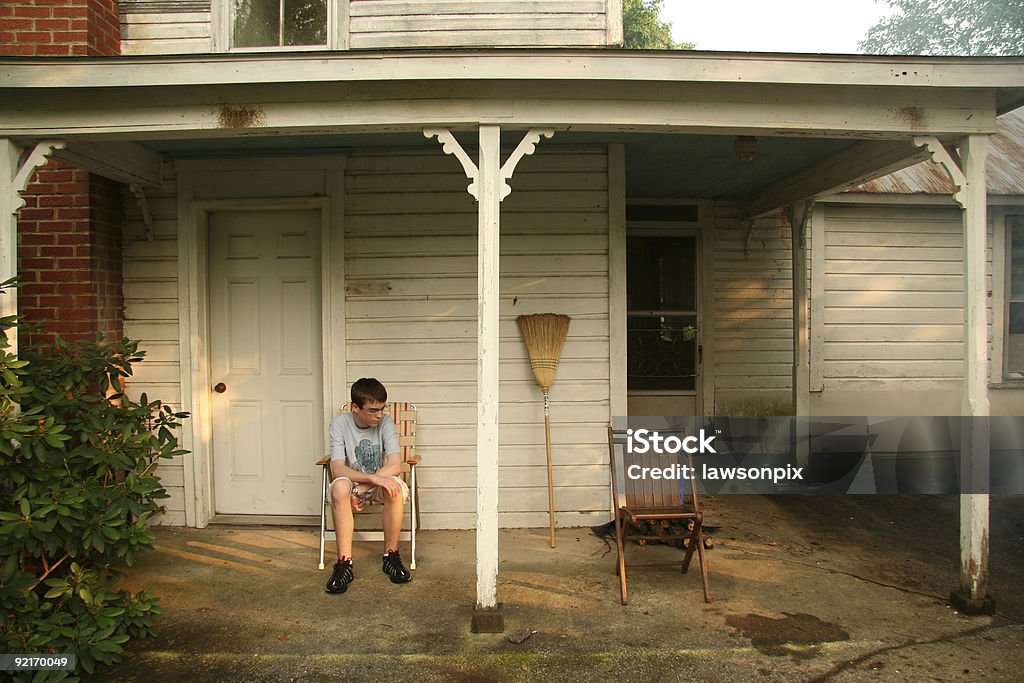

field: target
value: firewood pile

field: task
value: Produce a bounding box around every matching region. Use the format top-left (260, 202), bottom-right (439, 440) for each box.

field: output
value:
top-left (627, 518), bottom-right (714, 550)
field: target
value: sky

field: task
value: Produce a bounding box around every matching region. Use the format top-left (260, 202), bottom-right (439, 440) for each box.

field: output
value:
top-left (660, 0), bottom-right (897, 54)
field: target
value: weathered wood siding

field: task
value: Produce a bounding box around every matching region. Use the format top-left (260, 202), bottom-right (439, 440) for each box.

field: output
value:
top-left (809, 202), bottom-right (1019, 416)
top-left (819, 204), bottom-right (970, 391)
top-left (121, 1), bottom-right (211, 56)
top-left (349, 0), bottom-right (611, 49)
top-left (121, 147), bottom-right (611, 528)
top-left (344, 147), bottom-right (611, 529)
top-left (711, 204), bottom-right (795, 414)
top-left (120, 0), bottom-right (617, 54)
top-left (122, 166), bottom-right (187, 525)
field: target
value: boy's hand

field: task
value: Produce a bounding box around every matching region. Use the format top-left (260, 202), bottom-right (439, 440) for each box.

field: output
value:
top-left (370, 473), bottom-right (402, 497)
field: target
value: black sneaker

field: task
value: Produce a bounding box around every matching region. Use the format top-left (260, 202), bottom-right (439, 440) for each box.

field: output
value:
top-left (326, 560), bottom-right (353, 594)
top-left (382, 550), bottom-right (412, 584)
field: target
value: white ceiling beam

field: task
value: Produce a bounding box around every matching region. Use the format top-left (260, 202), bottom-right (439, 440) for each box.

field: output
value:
top-left (741, 140), bottom-right (932, 219)
top-left (0, 86), bottom-right (997, 141)
top-left (3, 51), bottom-right (1022, 92)
top-left (51, 140), bottom-right (163, 188)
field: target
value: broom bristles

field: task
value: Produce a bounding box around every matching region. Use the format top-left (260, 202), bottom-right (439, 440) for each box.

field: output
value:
top-left (516, 313), bottom-right (571, 391)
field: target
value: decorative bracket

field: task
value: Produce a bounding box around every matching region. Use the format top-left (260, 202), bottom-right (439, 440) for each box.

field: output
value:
top-left (914, 135), bottom-right (966, 208)
top-left (424, 127), bottom-right (555, 202)
top-left (499, 129), bottom-right (555, 201)
top-left (129, 183), bottom-right (154, 241)
top-left (10, 140), bottom-right (66, 214)
top-left (424, 129), bottom-right (480, 199)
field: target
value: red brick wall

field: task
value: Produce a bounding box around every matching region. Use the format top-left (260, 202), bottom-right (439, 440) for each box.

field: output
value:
top-left (16, 164), bottom-right (125, 350)
top-left (0, 0), bottom-right (121, 57)
top-left (3, 1), bottom-right (125, 350)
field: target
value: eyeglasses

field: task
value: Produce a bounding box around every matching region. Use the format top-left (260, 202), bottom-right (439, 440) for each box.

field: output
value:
top-left (359, 404), bottom-right (389, 415)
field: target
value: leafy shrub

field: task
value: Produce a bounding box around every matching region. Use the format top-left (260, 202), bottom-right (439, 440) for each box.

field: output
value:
top-left (0, 287), bottom-right (188, 679)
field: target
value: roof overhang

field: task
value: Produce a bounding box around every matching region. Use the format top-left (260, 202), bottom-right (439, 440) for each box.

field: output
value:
top-left (2, 49), bottom-right (1022, 215)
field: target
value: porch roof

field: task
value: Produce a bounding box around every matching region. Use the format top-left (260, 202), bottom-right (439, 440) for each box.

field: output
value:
top-left (3, 48), bottom-right (1023, 215)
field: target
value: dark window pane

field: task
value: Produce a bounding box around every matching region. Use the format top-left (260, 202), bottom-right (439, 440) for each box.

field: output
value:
top-left (1010, 219), bottom-right (1024, 373)
top-left (626, 205), bottom-right (699, 223)
top-left (284, 0), bottom-right (327, 46)
top-left (234, 0), bottom-right (326, 47)
top-left (627, 315), bottom-right (697, 391)
top-left (1011, 220), bottom-right (1024, 299)
top-left (627, 235), bottom-right (696, 311)
top-left (234, 0), bottom-right (280, 47)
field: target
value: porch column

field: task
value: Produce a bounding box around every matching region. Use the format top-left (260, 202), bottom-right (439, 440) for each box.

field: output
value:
top-left (956, 134), bottom-right (993, 614)
top-left (789, 201), bottom-right (812, 474)
top-left (476, 124), bottom-right (502, 623)
top-left (425, 125), bottom-right (553, 633)
top-left (1, 140), bottom-right (17, 339)
top-left (789, 201), bottom-right (812, 416)
top-left (913, 134), bottom-right (993, 613)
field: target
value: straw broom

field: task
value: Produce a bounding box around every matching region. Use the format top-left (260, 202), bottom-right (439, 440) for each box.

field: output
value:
top-left (516, 313), bottom-right (571, 548)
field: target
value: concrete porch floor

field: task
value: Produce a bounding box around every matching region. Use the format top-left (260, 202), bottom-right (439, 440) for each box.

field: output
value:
top-left (105, 495), bottom-right (1024, 682)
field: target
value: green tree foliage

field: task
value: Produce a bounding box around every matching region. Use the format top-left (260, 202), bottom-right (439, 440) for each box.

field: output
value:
top-left (860, 0), bottom-right (1024, 56)
top-left (623, 0), bottom-right (695, 49)
top-left (0, 282), bottom-right (189, 679)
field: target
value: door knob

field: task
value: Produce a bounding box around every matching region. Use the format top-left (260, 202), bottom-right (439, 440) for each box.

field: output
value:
top-left (214, 383), bottom-right (227, 393)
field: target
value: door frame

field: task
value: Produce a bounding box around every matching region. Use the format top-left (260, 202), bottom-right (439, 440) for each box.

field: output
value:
top-left (176, 157), bottom-right (346, 527)
top-left (617, 198), bottom-right (713, 418)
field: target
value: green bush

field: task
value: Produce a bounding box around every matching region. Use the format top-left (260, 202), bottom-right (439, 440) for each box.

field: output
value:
top-left (0, 287), bottom-right (189, 679)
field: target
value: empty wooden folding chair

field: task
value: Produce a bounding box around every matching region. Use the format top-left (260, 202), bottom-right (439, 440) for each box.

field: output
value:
top-left (607, 424), bottom-right (710, 604)
top-left (317, 402), bottom-right (419, 570)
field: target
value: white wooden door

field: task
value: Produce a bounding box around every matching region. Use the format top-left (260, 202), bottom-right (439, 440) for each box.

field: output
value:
top-left (209, 209), bottom-right (324, 516)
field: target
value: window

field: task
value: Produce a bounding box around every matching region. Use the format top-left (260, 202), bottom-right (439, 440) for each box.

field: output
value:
top-left (626, 233), bottom-right (698, 391)
top-left (1007, 216), bottom-right (1024, 377)
top-left (233, 0), bottom-right (327, 48)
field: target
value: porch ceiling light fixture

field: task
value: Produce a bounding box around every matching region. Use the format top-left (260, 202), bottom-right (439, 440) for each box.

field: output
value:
top-left (734, 136), bottom-right (758, 162)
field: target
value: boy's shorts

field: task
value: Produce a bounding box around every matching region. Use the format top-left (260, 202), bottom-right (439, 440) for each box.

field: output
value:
top-left (332, 475), bottom-right (409, 504)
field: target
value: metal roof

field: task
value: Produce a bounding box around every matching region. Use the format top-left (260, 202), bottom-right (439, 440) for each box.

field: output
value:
top-left (847, 107), bottom-right (1024, 196)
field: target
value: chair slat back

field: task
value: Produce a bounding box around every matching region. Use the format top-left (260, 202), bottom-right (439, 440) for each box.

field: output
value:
top-left (609, 426), bottom-right (696, 511)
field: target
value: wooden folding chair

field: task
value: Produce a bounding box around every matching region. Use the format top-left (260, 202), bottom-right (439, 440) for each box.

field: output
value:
top-left (607, 424), bottom-right (710, 604)
top-left (317, 402), bottom-right (419, 571)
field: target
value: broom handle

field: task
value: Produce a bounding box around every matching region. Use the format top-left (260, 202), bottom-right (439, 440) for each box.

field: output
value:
top-left (544, 391), bottom-right (555, 548)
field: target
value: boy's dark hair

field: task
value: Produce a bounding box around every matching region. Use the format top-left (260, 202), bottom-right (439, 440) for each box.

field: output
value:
top-left (351, 377), bottom-right (387, 407)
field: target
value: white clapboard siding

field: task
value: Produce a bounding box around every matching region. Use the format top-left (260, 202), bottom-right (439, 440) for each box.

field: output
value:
top-left (121, 8), bottom-right (211, 56)
top-left (349, 0), bottom-right (608, 48)
top-left (345, 147), bottom-right (610, 529)
top-left (122, 0), bottom-right (613, 54)
top-left (819, 204), bottom-right (995, 390)
top-left (122, 167), bottom-right (187, 525)
top-left (713, 206), bottom-right (794, 401)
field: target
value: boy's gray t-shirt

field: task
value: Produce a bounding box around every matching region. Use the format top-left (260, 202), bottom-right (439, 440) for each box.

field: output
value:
top-left (329, 413), bottom-right (400, 474)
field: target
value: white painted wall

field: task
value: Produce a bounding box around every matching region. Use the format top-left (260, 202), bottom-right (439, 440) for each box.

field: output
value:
top-left (122, 147), bottom-right (612, 529)
top-left (121, 10), bottom-right (212, 55)
top-left (348, 0), bottom-right (611, 49)
top-left (711, 204), bottom-right (795, 415)
top-left (120, 0), bottom-right (619, 55)
top-left (343, 147), bottom-right (611, 529)
top-left (122, 167), bottom-right (187, 524)
top-left (810, 201), bottom-right (1024, 416)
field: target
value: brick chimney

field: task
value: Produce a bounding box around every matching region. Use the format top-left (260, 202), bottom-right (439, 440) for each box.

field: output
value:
top-left (2, 1), bottom-right (125, 350)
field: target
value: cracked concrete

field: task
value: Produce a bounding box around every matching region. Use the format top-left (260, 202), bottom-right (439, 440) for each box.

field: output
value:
top-left (105, 495), bottom-right (1024, 681)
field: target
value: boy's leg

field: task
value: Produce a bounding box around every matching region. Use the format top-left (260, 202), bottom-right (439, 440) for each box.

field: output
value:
top-left (381, 483), bottom-right (404, 553)
top-left (380, 479), bottom-right (412, 584)
top-left (329, 478), bottom-right (355, 560)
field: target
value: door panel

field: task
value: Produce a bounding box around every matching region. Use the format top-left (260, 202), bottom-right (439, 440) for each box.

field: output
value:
top-left (209, 209), bottom-right (324, 515)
